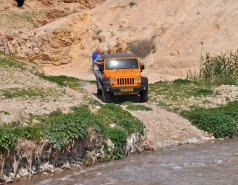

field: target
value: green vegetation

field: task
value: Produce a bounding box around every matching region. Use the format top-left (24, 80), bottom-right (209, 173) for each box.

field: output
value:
top-left (96, 103), bottom-right (145, 135)
top-left (109, 147), bottom-right (125, 160)
top-left (149, 79), bottom-right (215, 112)
top-left (106, 127), bottom-right (128, 147)
top-left (0, 52), bottom-right (26, 70)
top-left (188, 50), bottom-right (238, 85)
top-left (129, 2), bottom-right (136, 8)
top-left (0, 103), bottom-right (144, 153)
top-left (123, 101), bottom-right (152, 111)
top-left (181, 101), bottom-right (238, 138)
top-left (127, 38), bottom-right (156, 58)
top-left (37, 74), bottom-right (83, 87)
top-left (37, 74), bottom-right (93, 94)
top-left (1, 87), bottom-right (62, 99)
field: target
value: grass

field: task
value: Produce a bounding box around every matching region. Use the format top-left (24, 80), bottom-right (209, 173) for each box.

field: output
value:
top-left (0, 10), bottom-right (43, 29)
top-left (122, 101), bottom-right (152, 111)
top-left (148, 79), bottom-right (216, 112)
top-left (0, 52), bottom-right (26, 70)
top-left (1, 87), bottom-right (64, 99)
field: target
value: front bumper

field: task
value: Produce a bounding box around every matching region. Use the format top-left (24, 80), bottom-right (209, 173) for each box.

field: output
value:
top-left (102, 84), bottom-right (148, 93)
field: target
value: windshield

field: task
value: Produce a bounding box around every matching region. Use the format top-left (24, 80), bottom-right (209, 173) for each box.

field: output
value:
top-left (105, 59), bottom-right (139, 69)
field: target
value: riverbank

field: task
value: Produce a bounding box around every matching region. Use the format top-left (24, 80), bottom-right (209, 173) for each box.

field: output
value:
top-left (25, 138), bottom-right (238, 185)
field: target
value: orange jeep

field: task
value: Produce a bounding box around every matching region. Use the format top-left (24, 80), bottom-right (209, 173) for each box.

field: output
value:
top-left (97, 53), bottom-right (148, 103)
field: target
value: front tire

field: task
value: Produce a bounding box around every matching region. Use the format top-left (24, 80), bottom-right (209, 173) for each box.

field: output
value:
top-left (97, 89), bottom-right (102, 95)
top-left (102, 88), bottom-right (110, 103)
top-left (140, 90), bottom-right (148, 102)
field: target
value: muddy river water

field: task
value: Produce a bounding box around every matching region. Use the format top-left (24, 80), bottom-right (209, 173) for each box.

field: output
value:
top-left (18, 139), bottom-right (238, 185)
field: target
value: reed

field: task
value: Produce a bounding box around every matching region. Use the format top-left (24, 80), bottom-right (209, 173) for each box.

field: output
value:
top-left (193, 50), bottom-right (238, 85)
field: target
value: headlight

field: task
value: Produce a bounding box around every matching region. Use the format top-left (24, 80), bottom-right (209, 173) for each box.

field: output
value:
top-left (111, 78), bottom-right (116, 82)
top-left (135, 76), bottom-right (140, 81)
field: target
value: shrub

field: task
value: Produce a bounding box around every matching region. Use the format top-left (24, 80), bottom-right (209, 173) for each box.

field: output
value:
top-left (106, 127), bottom-right (128, 147)
top-left (173, 79), bottom-right (192, 85)
top-left (127, 38), bottom-right (156, 58)
top-left (14, 125), bottom-right (43, 141)
top-left (129, 2), bottom-right (136, 8)
top-left (0, 127), bottom-right (17, 151)
top-left (186, 111), bottom-right (235, 138)
top-left (82, 153), bottom-right (94, 166)
top-left (43, 105), bottom-right (91, 150)
top-left (109, 147), bottom-right (125, 160)
top-left (0, 124), bottom-right (45, 151)
top-left (193, 88), bottom-right (213, 96)
top-left (181, 101), bottom-right (238, 138)
top-left (97, 103), bottom-right (145, 135)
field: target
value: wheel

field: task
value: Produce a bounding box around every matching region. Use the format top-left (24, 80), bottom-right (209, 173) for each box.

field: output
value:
top-left (140, 90), bottom-right (148, 102)
top-left (102, 88), bottom-right (110, 103)
top-left (97, 88), bottom-right (102, 95)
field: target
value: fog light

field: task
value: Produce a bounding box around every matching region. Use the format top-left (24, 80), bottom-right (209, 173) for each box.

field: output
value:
top-left (143, 87), bottom-right (146, 90)
top-left (106, 88), bottom-right (110, 92)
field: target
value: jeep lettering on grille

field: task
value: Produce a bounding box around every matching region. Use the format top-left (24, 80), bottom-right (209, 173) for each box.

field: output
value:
top-left (117, 78), bottom-right (134, 85)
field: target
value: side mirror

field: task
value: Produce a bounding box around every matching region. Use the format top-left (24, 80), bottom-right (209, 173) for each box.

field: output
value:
top-left (140, 64), bottom-right (145, 72)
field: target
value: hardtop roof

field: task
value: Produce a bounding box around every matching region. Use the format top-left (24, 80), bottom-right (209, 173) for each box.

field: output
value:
top-left (101, 53), bottom-right (137, 59)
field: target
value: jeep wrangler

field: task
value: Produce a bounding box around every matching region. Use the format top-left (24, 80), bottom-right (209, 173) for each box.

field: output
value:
top-left (97, 53), bottom-right (148, 103)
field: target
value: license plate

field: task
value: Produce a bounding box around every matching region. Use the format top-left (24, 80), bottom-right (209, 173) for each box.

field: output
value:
top-left (121, 88), bottom-right (133, 92)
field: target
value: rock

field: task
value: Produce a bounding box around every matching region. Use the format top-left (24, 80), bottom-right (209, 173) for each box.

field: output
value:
top-left (144, 144), bottom-right (150, 150)
top-left (61, 161), bottom-right (71, 170)
top-left (9, 172), bottom-right (15, 179)
top-left (170, 49), bottom-right (180, 56)
top-left (52, 28), bottom-right (62, 35)
top-left (36, 17), bottom-right (46, 24)
top-left (33, 47), bottom-right (40, 54)
top-left (5, 35), bottom-right (14, 40)
top-left (41, 0), bottom-right (52, 6)
top-left (40, 162), bottom-right (54, 173)
top-left (19, 168), bottom-right (30, 177)
top-left (187, 137), bottom-right (199, 144)
top-left (5, 178), bottom-right (13, 183)
top-left (4, 6), bottom-right (10, 10)
top-left (64, 0), bottom-right (74, 3)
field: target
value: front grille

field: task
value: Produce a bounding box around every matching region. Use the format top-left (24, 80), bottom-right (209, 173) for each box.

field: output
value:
top-left (117, 78), bottom-right (134, 85)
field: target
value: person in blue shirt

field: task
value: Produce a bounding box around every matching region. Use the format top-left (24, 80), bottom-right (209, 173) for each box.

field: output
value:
top-left (92, 48), bottom-right (100, 67)
top-left (93, 55), bottom-right (103, 90)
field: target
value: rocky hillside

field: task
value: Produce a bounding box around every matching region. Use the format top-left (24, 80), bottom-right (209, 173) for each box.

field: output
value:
top-left (1, 0), bottom-right (238, 82)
